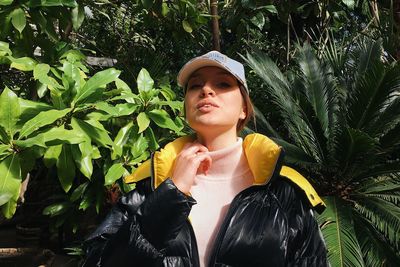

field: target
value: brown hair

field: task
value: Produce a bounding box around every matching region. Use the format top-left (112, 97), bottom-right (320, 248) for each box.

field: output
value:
top-left (237, 84), bottom-right (254, 132)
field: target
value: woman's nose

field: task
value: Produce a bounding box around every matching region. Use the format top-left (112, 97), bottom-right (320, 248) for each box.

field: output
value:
top-left (200, 83), bottom-right (215, 97)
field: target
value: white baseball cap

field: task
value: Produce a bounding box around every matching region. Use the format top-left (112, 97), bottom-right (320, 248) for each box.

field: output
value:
top-left (177, 51), bottom-right (248, 93)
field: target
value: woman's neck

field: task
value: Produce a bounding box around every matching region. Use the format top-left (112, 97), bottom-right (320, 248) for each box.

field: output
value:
top-left (196, 129), bottom-right (238, 151)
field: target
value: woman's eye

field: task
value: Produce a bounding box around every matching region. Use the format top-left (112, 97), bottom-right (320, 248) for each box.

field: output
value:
top-left (188, 84), bottom-right (201, 90)
top-left (217, 82), bottom-right (231, 88)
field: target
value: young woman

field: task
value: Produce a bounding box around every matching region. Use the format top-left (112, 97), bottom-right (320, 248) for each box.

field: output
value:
top-left (83, 51), bottom-right (328, 267)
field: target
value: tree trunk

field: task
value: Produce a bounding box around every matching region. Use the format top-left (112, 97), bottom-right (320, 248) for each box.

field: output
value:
top-left (210, 0), bottom-right (220, 51)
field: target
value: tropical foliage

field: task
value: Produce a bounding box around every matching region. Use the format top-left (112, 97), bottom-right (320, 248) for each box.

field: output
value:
top-left (243, 37), bottom-right (400, 266)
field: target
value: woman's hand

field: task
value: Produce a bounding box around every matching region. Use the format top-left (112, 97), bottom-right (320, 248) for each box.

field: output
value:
top-left (172, 142), bottom-right (212, 194)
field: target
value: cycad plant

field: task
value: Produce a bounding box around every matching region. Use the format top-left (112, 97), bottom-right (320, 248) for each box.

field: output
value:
top-left (243, 38), bottom-right (400, 266)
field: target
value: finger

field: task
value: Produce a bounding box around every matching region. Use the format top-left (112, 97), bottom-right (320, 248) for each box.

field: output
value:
top-left (180, 143), bottom-right (208, 157)
top-left (195, 154), bottom-right (212, 174)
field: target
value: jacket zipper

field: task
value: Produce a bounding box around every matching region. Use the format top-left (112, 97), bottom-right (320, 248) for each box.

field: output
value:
top-left (208, 149), bottom-right (285, 265)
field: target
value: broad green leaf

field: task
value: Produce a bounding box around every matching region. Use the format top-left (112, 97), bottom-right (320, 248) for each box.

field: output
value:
top-left (71, 118), bottom-right (112, 147)
top-left (0, 87), bottom-right (20, 138)
top-left (147, 109), bottom-right (181, 132)
top-left (70, 182), bottom-right (88, 202)
top-left (43, 144), bottom-right (62, 167)
top-left (71, 5), bottom-right (85, 30)
top-left (161, 2), bottom-right (169, 16)
top-left (0, 0), bottom-right (13, 5)
top-left (0, 126), bottom-right (9, 144)
top-left (94, 102), bottom-right (138, 117)
top-left (137, 68), bottom-right (154, 93)
top-left (18, 98), bottom-right (53, 123)
top-left (33, 63), bottom-right (50, 81)
top-left (74, 68), bottom-right (120, 105)
top-left (137, 112), bottom-right (150, 133)
top-left (18, 108), bottom-right (71, 139)
top-left (43, 127), bottom-right (86, 145)
top-left (9, 56), bottom-right (37, 71)
top-left (0, 144), bottom-right (11, 160)
top-left (141, 0), bottom-right (153, 9)
top-left (10, 8), bottom-right (26, 33)
top-left (112, 122), bottom-right (134, 159)
top-left (36, 82), bottom-right (48, 98)
top-left (105, 162), bottom-right (125, 185)
top-left (182, 20), bottom-right (192, 33)
top-left (0, 154), bottom-right (21, 218)
top-left (13, 134), bottom-right (46, 148)
top-left (115, 78), bottom-right (131, 91)
top-left (262, 5), bottom-right (277, 13)
top-left (342, 0), bottom-right (355, 9)
top-left (71, 143), bottom-right (93, 179)
top-left (0, 41), bottom-right (12, 55)
top-left (250, 12), bottom-right (265, 30)
top-left (18, 149), bottom-right (37, 179)
top-left (130, 134), bottom-right (148, 159)
top-left (317, 196), bottom-right (365, 267)
top-left (28, 0), bottom-right (77, 7)
top-left (56, 144), bottom-right (75, 192)
top-left (145, 127), bottom-right (158, 151)
top-left (43, 202), bottom-right (71, 217)
top-left (79, 187), bottom-right (94, 211)
top-left (0, 192), bottom-right (12, 206)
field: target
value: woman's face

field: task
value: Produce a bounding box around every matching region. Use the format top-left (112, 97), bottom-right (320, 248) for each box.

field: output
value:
top-left (184, 66), bottom-right (246, 134)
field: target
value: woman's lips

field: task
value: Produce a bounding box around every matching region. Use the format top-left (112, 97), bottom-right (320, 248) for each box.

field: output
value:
top-left (196, 101), bottom-right (219, 112)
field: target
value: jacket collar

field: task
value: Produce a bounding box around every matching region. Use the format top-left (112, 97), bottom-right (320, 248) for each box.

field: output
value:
top-left (125, 133), bottom-right (282, 189)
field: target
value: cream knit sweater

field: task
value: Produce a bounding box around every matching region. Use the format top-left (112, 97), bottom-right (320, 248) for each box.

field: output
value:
top-left (189, 138), bottom-right (254, 267)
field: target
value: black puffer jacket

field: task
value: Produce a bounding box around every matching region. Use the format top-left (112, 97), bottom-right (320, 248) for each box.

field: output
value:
top-left (83, 134), bottom-right (329, 267)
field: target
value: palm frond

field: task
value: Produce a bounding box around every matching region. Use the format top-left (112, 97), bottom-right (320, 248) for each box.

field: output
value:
top-left (353, 162), bottom-right (400, 181)
top-left (335, 128), bottom-right (378, 178)
top-left (380, 121), bottom-right (400, 151)
top-left (271, 137), bottom-right (317, 168)
top-left (346, 39), bottom-right (400, 131)
top-left (317, 196), bottom-right (365, 267)
top-left (242, 50), bottom-right (325, 163)
top-left (252, 105), bottom-right (281, 138)
top-left (354, 215), bottom-right (400, 267)
top-left (353, 196), bottom-right (400, 250)
top-left (355, 176), bottom-right (400, 194)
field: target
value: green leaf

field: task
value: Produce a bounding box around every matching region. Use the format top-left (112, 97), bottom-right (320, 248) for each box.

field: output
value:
top-left (56, 144), bottom-right (75, 192)
top-left (130, 134), bottom-right (148, 159)
top-left (9, 56), bottom-right (37, 71)
top-left (0, 154), bottom-right (21, 218)
top-left (74, 68), bottom-right (120, 105)
top-left (0, 41), bottom-right (12, 55)
top-left (0, 192), bottom-right (12, 206)
top-left (105, 163), bottom-right (125, 185)
top-left (19, 108), bottom-right (71, 139)
top-left (43, 127), bottom-right (86, 145)
top-left (28, 0), bottom-right (78, 7)
top-left (71, 118), bottom-right (112, 147)
top-left (43, 202), bottom-right (71, 217)
top-left (182, 19), bottom-right (193, 33)
top-left (137, 68), bottom-right (154, 93)
top-left (0, 87), bottom-right (20, 138)
top-left (71, 5), bottom-right (85, 30)
top-left (0, 0), bottom-right (13, 5)
top-left (317, 196), bottom-right (365, 267)
top-left (141, 0), bottom-right (153, 9)
top-left (43, 144), bottom-right (62, 167)
top-left (147, 109), bottom-right (181, 132)
top-left (342, 0), bottom-right (355, 9)
top-left (112, 121), bottom-right (134, 159)
top-left (70, 182), bottom-right (88, 202)
top-left (137, 112), bottom-right (150, 133)
top-left (0, 144), bottom-right (11, 160)
top-left (144, 127), bottom-right (158, 151)
top-left (10, 8), bottom-right (26, 33)
top-left (13, 134), bottom-right (46, 148)
top-left (71, 142), bottom-right (93, 179)
top-left (250, 12), bottom-right (265, 30)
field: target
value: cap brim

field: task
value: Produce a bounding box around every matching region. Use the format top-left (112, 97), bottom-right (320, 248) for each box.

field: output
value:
top-left (177, 58), bottom-right (233, 88)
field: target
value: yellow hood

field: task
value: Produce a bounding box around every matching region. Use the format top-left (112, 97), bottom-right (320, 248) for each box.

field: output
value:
top-left (125, 133), bottom-right (325, 211)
